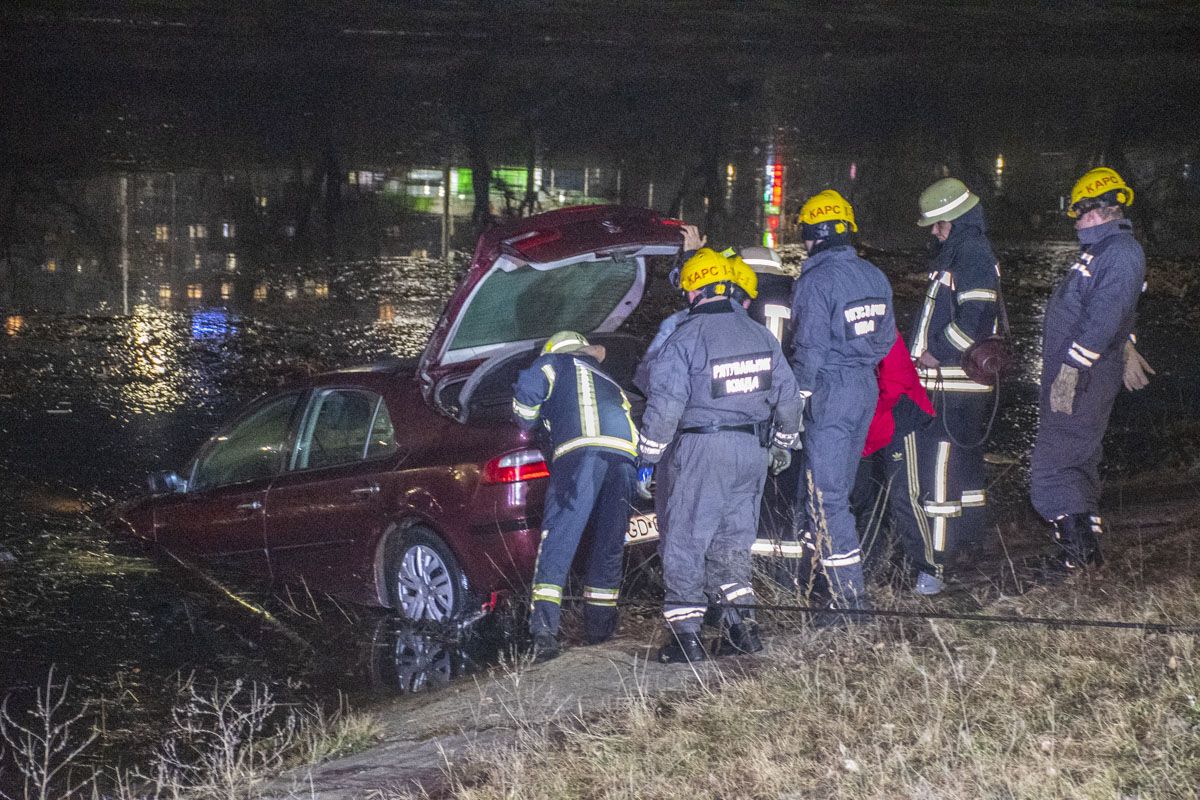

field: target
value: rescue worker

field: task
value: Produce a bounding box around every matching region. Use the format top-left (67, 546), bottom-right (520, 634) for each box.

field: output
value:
top-left (511, 331), bottom-right (639, 660)
top-left (1030, 167), bottom-right (1145, 569)
top-left (891, 177), bottom-right (1002, 595)
top-left (737, 246), bottom-right (795, 346)
top-left (790, 190), bottom-right (896, 620)
top-left (638, 248), bottom-right (801, 662)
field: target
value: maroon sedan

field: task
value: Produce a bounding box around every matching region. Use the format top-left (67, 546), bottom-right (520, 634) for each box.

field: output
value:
top-left (110, 206), bottom-right (681, 622)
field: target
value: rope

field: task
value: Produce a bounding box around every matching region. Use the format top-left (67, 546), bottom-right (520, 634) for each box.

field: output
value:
top-left (933, 369), bottom-right (1002, 450)
top-left (554, 594), bottom-right (1200, 636)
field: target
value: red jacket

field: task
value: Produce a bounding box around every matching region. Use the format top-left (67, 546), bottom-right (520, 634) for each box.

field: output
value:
top-left (863, 333), bottom-right (935, 456)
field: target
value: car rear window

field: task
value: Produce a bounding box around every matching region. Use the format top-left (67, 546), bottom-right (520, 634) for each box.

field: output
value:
top-left (448, 256), bottom-right (638, 353)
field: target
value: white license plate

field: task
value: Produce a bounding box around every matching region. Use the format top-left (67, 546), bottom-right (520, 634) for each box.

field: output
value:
top-left (625, 512), bottom-right (659, 544)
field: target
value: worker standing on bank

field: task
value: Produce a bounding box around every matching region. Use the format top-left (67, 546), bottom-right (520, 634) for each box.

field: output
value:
top-left (891, 178), bottom-right (1002, 595)
top-left (790, 190), bottom-right (895, 620)
top-left (1030, 167), bottom-right (1146, 569)
top-left (512, 331), bottom-right (639, 660)
top-left (638, 248), bottom-right (801, 663)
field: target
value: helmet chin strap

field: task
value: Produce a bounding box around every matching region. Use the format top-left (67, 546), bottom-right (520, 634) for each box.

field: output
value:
top-left (808, 234), bottom-right (851, 256)
top-left (688, 283), bottom-right (731, 306)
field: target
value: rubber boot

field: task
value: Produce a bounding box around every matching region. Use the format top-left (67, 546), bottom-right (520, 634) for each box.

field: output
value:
top-left (531, 631), bottom-right (561, 662)
top-left (1076, 512), bottom-right (1105, 567)
top-left (712, 621), bottom-right (764, 656)
top-left (583, 605), bottom-right (619, 645)
top-left (1052, 514), bottom-right (1091, 569)
top-left (657, 630), bottom-right (707, 664)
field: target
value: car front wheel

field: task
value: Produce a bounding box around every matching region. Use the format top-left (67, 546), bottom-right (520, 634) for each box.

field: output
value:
top-left (386, 527), bottom-right (468, 623)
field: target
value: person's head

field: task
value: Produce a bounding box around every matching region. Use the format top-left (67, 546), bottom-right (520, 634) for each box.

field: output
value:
top-left (1069, 167), bottom-right (1133, 230)
top-left (542, 330), bottom-right (605, 362)
top-left (917, 177), bottom-right (980, 242)
top-left (727, 254), bottom-right (758, 308)
top-left (798, 190), bottom-right (857, 254)
top-left (678, 247), bottom-right (735, 306)
top-left (737, 246), bottom-right (785, 275)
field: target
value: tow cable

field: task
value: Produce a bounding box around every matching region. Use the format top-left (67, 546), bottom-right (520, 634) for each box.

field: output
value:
top-left (553, 595), bottom-right (1200, 636)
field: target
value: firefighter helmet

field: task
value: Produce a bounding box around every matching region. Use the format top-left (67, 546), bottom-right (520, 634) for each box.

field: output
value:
top-left (678, 248), bottom-right (734, 295)
top-left (542, 330), bottom-right (590, 355)
top-left (1069, 167), bottom-right (1134, 218)
top-left (917, 177), bottom-right (980, 227)
top-left (799, 190), bottom-right (858, 240)
top-left (729, 255), bottom-right (759, 300)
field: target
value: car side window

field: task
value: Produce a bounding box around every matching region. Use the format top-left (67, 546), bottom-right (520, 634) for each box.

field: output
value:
top-left (365, 397), bottom-right (400, 460)
top-left (292, 389), bottom-right (396, 471)
top-left (191, 394), bottom-right (300, 491)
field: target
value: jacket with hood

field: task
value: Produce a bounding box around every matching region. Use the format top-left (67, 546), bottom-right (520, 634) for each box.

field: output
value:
top-left (908, 205), bottom-right (1001, 393)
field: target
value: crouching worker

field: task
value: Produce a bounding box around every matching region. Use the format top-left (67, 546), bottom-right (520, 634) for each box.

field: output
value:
top-left (638, 249), bottom-right (801, 663)
top-left (512, 331), bottom-right (639, 661)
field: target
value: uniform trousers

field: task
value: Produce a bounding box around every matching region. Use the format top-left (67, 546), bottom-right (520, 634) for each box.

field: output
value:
top-left (888, 389), bottom-right (990, 578)
top-left (530, 449), bottom-right (636, 640)
top-left (1030, 357), bottom-right (1123, 521)
top-left (661, 430), bottom-right (768, 634)
top-left (799, 368), bottom-right (877, 602)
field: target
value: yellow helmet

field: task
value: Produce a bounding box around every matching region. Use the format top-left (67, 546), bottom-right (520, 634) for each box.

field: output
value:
top-left (728, 255), bottom-right (759, 300)
top-left (678, 248), bottom-right (734, 295)
top-left (542, 330), bottom-right (590, 354)
top-left (1068, 167), bottom-right (1134, 218)
top-left (799, 189), bottom-right (858, 234)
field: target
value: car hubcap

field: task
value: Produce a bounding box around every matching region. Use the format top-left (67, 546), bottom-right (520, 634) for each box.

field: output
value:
top-left (397, 544), bottom-right (455, 621)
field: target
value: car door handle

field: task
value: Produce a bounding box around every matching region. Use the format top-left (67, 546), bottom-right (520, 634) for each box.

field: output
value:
top-left (350, 484), bottom-right (380, 496)
top-left (236, 500), bottom-right (263, 511)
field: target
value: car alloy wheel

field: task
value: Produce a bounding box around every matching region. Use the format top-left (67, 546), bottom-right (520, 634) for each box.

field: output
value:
top-left (387, 525), bottom-right (470, 623)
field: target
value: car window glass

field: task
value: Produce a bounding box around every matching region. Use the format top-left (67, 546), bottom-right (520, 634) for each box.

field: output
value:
top-left (448, 255), bottom-right (637, 352)
top-left (292, 389), bottom-right (378, 471)
top-left (191, 394), bottom-right (299, 491)
top-left (365, 400), bottom-right (400, 460)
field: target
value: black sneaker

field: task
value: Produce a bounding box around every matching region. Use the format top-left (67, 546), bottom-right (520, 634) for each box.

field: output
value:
top-left (657, 631), bottom-right (707, 664)
top-left (712, 622), bottom-right (763, 656)
top-left (531, 631), bottom-right (561, 662)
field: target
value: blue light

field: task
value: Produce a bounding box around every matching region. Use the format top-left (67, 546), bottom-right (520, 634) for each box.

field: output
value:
top-left (191, 309), bottom-right (236, 341)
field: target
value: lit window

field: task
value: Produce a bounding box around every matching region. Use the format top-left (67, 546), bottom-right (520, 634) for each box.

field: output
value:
top-left (314, 281), bottom-right (329, 299)
top-left (45, 258), bottom-right (57, 273)
top-left (385, 225), bottom-right (401, 238)
top-left (6, 315), bottom-right (23, 336)
top-left (220, 282), bottom-right (233, 301)
top-left (283, 284), bottom-right (298, 300)
top-left (284, 224), bottom-right (297, 238)
top-left (253, 283), bottom-right (268, 302)
top-left (155, 224), bottom-right (170, 242)
top-left (155, 253), bottom-right (165, 269)
top-left (347, 171), bottom-right (358, 185)
top-left (377, 303), bottom-right (394, 323)
top-left (222, 222), bottom-right (236, 238)
top-left (256, 195), bottom-right (268, 208)
top-left (193, 253), bottom-right (203, 270)
top-left (76, 260), bottom-right (83, 274)
top-left (188, 224), bottom-right (207, 239)
top-left (187, 284), bottom-right (202, 300)
top-left (225, 253), bottom-right (237, 271)
top-left (158, 284), bottom-right (172, 301)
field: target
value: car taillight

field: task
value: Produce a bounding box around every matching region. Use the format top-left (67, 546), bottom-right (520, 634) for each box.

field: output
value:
top-left (481, 449), bottom-right (550, 484)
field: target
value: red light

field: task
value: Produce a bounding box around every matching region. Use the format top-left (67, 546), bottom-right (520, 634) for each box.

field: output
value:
top-left (482, 449), bottom-right (550, 484)
top-left (768, 216), bottom-right (780, 230)
top-left (661, 218), bottom-right (685, 228)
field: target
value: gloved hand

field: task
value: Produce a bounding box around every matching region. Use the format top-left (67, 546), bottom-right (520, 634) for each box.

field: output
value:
top-left (636, 464), bottom-right (654, 500)
top-left (1050, 363), bottom-right (1079, 415)
top-left (1123, 340), bottom-right (1155, 391)
top-left (768, 446), bottom-right (792, 476)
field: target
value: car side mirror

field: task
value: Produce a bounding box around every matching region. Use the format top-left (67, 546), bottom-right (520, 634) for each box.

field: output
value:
top-left (148, 471), bottom-right (188, 494)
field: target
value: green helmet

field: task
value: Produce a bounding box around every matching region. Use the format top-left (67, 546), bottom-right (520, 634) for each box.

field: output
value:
top-left (542, 330), bottom-right (590, 354)
top-left (917, 177), bottom-right (980, 227)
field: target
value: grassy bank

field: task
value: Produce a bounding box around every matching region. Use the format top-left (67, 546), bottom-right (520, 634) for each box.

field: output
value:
top-left (400, 526), bottom-right (1200, 799)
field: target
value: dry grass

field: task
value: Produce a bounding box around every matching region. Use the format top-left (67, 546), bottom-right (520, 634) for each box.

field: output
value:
top-left (386, 535), bottom-right (1200, 800)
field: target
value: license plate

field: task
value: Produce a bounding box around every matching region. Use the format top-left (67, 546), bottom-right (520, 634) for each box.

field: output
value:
top-left (625, 512), bottom-right (659, 544)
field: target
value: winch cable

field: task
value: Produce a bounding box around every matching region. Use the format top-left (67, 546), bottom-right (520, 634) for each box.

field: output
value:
top-left (552, 594), bottom-right (1200, 636)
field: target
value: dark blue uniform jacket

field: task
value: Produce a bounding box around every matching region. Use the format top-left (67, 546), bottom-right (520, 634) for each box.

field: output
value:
top-left (1043, 219), bottom-right (1145, 374)
top-left (911, 205), bottom-right (1000, 365)
top-left (512, 352), bottom-right (639, 463)
top-left (789, 245), bottom-right (896, 397)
